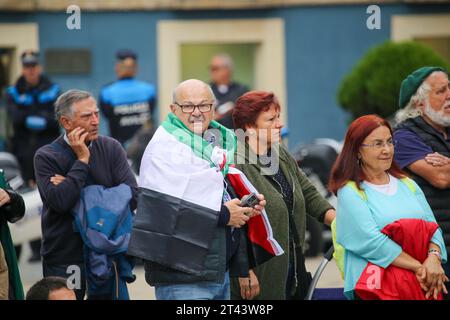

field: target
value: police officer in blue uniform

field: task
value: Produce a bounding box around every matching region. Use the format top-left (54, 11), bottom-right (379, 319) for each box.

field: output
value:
top-left (6, 50), bottom-right (60, 187)
top-left (99, 49), bottom-right (156, 146)
top-left (6, 50), bottom-right (60, 262)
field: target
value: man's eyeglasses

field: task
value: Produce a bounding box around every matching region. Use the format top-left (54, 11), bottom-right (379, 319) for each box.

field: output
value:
top-left (361, 139), bottom-right (397, 149)
top-left (174, 102), bottom-right (213, 113)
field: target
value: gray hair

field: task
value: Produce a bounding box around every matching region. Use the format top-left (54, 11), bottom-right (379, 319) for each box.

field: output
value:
top-left (394, 82), bottom-right (428, 124)
top-left (394, 70), bottom-right (446, 124)
top-left (54, 89), bottom-right (93, 120)
top-left (212, 53), bottom-right (234, 71)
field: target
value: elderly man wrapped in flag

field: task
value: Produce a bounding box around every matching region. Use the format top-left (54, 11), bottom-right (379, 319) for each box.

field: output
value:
top-left (127, 79), bottom-right (283, 300)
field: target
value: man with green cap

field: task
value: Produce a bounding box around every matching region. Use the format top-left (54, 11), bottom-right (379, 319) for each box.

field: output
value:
top-left (394, 66), bottom-right (450, 280)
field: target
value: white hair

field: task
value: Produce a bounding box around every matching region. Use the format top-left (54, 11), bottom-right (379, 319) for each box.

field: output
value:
top-left (394, 70), bottom-right (446, 124)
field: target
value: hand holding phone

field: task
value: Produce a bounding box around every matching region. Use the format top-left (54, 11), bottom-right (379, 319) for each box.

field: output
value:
top-left (240, 193), bottom-right (259, 208)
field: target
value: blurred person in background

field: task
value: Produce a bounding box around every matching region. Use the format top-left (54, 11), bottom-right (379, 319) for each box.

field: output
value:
top-left (6, 50), bottom-right (60, 188)
top-left (5, 50), bottom-right (60, 262)
top-left (99, 49), bottom-right (157, 147)
top-left (126, 118), bottom-right (156, 174)
top-left (210, 54), bottom-right (248, 129)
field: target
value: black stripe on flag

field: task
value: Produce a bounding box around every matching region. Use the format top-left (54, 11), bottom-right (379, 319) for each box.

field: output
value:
top-left (128, 188), bottom-right (220, 275)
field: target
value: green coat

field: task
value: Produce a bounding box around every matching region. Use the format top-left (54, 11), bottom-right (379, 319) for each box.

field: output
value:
top-left (231, 143), bottom-right (333, 300)
top-left (0, 169), bottom-right (24, 300)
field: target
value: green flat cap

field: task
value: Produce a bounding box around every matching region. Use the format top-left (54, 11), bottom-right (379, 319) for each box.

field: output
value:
top-left (399, 66), bottom-right (447, 109)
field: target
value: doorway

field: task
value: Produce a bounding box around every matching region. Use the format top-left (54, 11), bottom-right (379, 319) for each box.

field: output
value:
top-left (180, 43), bottom-right (257, 89)
top-left (157, 18), bottom-right (286, 125)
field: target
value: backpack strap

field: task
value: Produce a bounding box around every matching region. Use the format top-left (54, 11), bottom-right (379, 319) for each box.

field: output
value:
top-left (333, 180), bottom-right (366, 280)
top-left (345, 177), bottom-right (416, 202)
top-left (331, 219), bottom-right (345, 280)
top-left (400, 177), bottom-right (416, 194)
top-left (334, 177), bottom-right (417, 280)
top-left (345, 181), bottom-right (367, 201)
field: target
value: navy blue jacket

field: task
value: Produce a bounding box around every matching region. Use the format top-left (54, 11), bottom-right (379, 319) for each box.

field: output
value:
top-left (6, 75), bottom-right (61, 181)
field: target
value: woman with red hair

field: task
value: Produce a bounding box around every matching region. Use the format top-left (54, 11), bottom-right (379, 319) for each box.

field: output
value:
top-left (329, 114), bottom-right (448, 300)
top-left (231, 91), bottom-right (336, 300)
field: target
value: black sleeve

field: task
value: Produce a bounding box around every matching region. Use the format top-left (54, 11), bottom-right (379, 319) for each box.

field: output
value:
top-left (229, 228), bottom-right (250, 278)
top-left (34, 150), bottom-right (90, 213)
top-left (0, 189), bottom-right (25, 223)
top-left (110, 140), bottom-right (139, 211)
top-left (218, 205), bottom-right (230, 227)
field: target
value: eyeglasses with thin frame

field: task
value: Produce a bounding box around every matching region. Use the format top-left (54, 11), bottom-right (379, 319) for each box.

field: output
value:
top-left (361, 138), bottom-right (396, 149)
top-left (174, 102), bottom-right (213, 114)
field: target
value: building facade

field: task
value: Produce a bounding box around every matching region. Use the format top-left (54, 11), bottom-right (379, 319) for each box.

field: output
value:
top-left (0, 0), bottom-right (449, 147)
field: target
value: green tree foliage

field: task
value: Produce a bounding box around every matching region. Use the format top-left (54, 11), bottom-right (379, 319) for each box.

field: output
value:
top-left (338, 41), bottom-right (450, 120)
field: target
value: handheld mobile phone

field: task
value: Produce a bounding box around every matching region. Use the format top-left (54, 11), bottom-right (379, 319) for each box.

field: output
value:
top-left (240, 193), bottom-right (259, 208)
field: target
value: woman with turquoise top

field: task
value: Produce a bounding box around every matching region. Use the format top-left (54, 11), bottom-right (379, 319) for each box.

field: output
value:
top-left (328, 114), bottom-right (448, 300)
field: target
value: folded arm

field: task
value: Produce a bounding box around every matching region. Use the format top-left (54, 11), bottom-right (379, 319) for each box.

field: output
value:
top-left (409, 159), bottom-right (450, 189)
top-left (34, 151), bottom-right (89, 213)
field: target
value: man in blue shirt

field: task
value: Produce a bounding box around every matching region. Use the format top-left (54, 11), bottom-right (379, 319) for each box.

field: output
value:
top-left (99, 49), bottom-right (156, 146)
top-left (394, 66), bottom-right (450, 277)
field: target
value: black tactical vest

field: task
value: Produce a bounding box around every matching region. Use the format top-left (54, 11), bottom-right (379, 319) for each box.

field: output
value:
top-left (395, 117), bottom-right (450, 250)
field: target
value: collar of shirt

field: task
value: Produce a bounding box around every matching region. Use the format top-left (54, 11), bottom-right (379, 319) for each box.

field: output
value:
top-left (217, 84), bottom-right (229, 95)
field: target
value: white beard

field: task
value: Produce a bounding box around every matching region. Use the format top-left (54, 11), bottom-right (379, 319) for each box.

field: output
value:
top-left (423, 100), bottom-right (450, 128)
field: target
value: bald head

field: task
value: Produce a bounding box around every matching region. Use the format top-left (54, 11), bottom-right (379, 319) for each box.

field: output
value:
top-left (172, 79), bottom-right (215, 103)
top-left (171, 79), bottom-right (216, 134)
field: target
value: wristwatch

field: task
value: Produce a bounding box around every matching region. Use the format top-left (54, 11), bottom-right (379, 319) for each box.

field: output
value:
top-left (428, 249), bottom-right (442, 261)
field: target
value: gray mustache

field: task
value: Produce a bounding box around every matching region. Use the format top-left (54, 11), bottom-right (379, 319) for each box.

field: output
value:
top-left (189, 116), bottom-right (205, 122)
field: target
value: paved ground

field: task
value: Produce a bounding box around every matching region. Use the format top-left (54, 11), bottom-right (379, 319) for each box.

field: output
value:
top-left (19, 244), bottom-right (343, 300)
